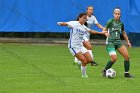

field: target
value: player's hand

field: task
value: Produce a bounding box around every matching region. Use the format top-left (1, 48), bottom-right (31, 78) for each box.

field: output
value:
top-left (104, 33), bottom-right (110, 37)
top-left (127, 42), bottom-right (131, 48)
top-left (102, 30), bottom-right (107, 33)
top-left (57, 22), bottom-right (62, 25)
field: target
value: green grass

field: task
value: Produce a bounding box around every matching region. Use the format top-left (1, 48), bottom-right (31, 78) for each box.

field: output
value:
top-left (0, 43), bottom-right (140, 93)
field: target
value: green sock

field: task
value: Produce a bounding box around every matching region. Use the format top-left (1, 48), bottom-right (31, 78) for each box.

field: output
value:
top-left (124, 60), bottom-right (130, 72)
top-left (105, 60), bottom-right (114, 70)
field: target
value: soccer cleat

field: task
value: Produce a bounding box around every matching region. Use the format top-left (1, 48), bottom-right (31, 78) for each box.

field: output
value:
top-left (91, 61), bottom-right (98, 66)
top-left (124, 73), bottom-right (134, 78)
top-left (82, 75), bottom-right (88, 78)
top-left (102, 69), bottom-right (106, 77)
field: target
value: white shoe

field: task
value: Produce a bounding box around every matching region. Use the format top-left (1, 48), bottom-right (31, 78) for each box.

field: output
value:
top-left (82, 75), bottom-right (88, 78)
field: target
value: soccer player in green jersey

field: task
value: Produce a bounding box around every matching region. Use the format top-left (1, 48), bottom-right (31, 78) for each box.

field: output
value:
top-left (102, 7), bottom-right (134, 78)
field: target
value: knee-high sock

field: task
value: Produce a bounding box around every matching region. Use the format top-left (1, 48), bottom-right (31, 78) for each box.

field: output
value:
top-left (105, 60), bottom-right (114, 70)
top-left (81, 66), bottom-right (87, 76)
top-left (124, 60), bottom-right (130, 73)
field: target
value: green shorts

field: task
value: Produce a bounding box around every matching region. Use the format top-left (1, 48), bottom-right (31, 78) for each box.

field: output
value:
top-left (106, 41), bottom-right (123, 55)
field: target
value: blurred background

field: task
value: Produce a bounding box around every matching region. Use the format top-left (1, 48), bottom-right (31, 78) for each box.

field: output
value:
top-left (0, 0), bottom-right (140, 46)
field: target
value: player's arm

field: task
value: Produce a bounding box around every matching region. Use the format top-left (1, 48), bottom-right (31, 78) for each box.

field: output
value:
top-left (57, 22), bottom-right (73, 28)
top-left (102, 27), bottom-right (109, 37)
top-left (122, 31), bottom-right (131, 48)
top-left (88, 29), bottom-right (108, 36)
top-left (96, 23), bottom-right (104, 30)
top-left (102, 19), bottom-right (113, 37)
top-left (57, 22), bottom-right (68, 26)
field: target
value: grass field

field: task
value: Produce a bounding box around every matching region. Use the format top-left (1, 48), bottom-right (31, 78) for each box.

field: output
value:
top-left (0, 43), bottom-right (140, 93)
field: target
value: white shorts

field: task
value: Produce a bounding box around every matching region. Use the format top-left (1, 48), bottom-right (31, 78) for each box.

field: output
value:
top-left (82, 32), bottom-right (90, 42)
top-left (69, 46), bottom-right (88, 56)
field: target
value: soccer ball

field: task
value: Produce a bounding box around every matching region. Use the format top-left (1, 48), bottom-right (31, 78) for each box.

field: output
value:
top-left (106, 68), bottom-right (116, 78)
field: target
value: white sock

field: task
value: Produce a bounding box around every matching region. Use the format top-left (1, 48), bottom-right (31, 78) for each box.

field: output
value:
top-left (81, 66), bottom-right (87, 76)
top-left (125, 72), bottom-right (129, 74)
top-left (88, 50), bottom-right (94, 60)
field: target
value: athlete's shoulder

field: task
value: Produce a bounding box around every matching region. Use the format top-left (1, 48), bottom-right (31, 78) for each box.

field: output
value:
top-left (67, 21), bottom-right (78, 25)
top-left (107, 18), bottom-right (114, 23)
top-left (66, 21), bottom-right (79, 28)
top-left (68, 21), bottom-right (78, 23)
top-left (90, 15), bottom-right (97, 20)
top-left (106, 18), bottom-right (114, 28)
top-left (119, 20), bottom-right (124, 24)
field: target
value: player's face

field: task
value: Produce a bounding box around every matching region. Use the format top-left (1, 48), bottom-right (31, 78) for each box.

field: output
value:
top-left (79, 15), bottom-right (87, 25)
top-left (87, 7), bottom-right (93, 15)
top-left (114, 11), bottom-right (121, 20)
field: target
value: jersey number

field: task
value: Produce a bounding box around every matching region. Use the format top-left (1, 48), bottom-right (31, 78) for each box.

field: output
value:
top-left (116, 32), bottom-right (117, 37)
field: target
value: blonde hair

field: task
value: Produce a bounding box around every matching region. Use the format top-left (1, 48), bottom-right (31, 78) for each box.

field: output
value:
top-left (87, 6), bottom-right (94, 10)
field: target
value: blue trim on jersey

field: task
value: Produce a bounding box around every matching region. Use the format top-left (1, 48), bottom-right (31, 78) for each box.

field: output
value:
top-left (71, 48), bottom-right (76, 55)
top-left (69, 29), bottom-right (73, 48)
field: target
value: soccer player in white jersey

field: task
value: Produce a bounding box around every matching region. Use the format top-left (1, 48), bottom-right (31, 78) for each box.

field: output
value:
top-left (74, 6), bottom-right (105, 66)
top-left (58, 13), bottom-right (108, 77)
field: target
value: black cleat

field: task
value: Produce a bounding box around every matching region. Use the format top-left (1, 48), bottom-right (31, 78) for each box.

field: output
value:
top-left (102, 70), bottom-right (106, 77)
top-left (124, 73), bottom-right (134, 78)
top-left (91, 61), bottom-right (98, 66)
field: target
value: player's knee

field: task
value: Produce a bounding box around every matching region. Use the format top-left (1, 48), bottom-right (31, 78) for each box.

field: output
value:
top-left (86, 45), bottom-right (92, 50)
top-left (87, 59), bottom-right (93, 63)
top-left (80, 58), bottom-right (88, 64)
top-left (124, 56), bottom-right (130, 61)
top-left (111, 56), bottom-right (117, 62)
top-left (83, 43), bottom-right (92, 50)
top-left (111, 58), bottom-right (117, 62)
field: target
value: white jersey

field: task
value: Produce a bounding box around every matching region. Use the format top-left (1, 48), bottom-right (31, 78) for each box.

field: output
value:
top-left (66, 21), bottom-right (90, 48)
top-left (83, 15), bottom-right (98, 41)
top-left (86, 15), bottom-right (98, 28)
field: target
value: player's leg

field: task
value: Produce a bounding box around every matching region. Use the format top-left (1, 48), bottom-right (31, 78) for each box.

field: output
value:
top-left (117, 45), bottom-right (134, 78)
top-left (75, 52), bottom-right (88, 65)
top-left (102, 45), bottom-right (117, 76)
top-left (75, 41), bottom-right (93, 65)
top-left (81, 46), bottom-right (98, 66)
top-left (105, 45), bottom-right (117, 69)
top-left (83, 41), bottom-right (98, 66)
top-left (75, 53), bottom-right (88, 77)
top-left (74, 33), bottom-right (92, 66)
top-left (70, 47), bottom-right (88, 77)
top-left (83, 41), bottom-right (94, 58)
top-left (75, 46), bottom-right (98, 77)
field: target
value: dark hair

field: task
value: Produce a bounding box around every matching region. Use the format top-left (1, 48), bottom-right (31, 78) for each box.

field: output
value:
top-left (84, 22), bottom-right (88, 27)
top-left (76, 12), bottom-right (87, 21)
top-left (76, 12), bottom-right (87, 26)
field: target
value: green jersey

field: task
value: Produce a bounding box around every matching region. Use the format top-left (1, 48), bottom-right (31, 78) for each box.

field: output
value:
top-left (106, 18), bottom-right (124, 43)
